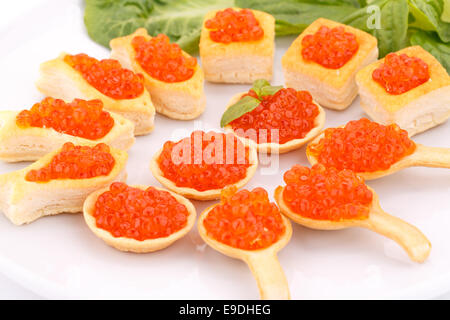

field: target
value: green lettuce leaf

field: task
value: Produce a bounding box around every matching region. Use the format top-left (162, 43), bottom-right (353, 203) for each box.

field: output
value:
top-left (408, 0), bottom-right (450, 42)
top-left (443, 0), bottom-right (450, 22)
top-left (343, 0), bottom-right (409, 57)
top-left (84, 0), bottom-right (449, 68)
top-left (237, 0), bottom-right (409, 57)
top-left (235, 0), bottom-right (358, 36)
top-left (84, 0), bottom-right (233, 53)
top-left (410, 29), bottom-right (450, 72)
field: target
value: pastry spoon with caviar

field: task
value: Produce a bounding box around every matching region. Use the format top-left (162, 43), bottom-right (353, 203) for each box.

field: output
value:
top-left (306, 118), bottom-right (450, 180)
top-left (274, 164), bottom-right (431, 263)
top-left (198, 186), bottom-right (292, 299)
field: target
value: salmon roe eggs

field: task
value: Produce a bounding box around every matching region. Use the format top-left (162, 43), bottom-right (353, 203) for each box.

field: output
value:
top-left (16, 97), bottom-right (114, 140)
top-left (158, 131), bottom-right (252, 192)
top-left (307, 118), bottom-right (416, 173)
top-left (283, 164), bottom-right (373, 221)
top-left (301, 26), bottom-right (359, 69)
top-left (205, 8), bottom-right (264, 43)
top-left (372, 53), bottom-right (430, 95)
top-left (93, 183), bottom-right (189, 241)
top-left (64, 54), bottom-right (144, 99)
top-left (230, 88), bottom-right (319, 144)
top-left (203, 187), bottom-right (285, 250)
top-left (26, 143), bottom-right (115, 182)
top-left (132, 34), bottom-right (197, 83)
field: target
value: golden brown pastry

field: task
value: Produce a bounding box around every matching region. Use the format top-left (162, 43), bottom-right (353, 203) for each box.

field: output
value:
top-left (150, 131), bottom-right (258, 200)
top-left (0, 97), bottom-right (134, 162)
top-left (282, 18), bottom-right (378, 110)
top-left (199, 8), bottom-right (275, 83)
top-left (0, 142), bottom-right (127, 225)
top-left (83, 183), bottom-right (196, 253)
top-left (36, 52), bottom-right (155, 135)
top-left (110, 29), bottom-right (205, 120)
top-left (356, 46), bottom-right (450, 136)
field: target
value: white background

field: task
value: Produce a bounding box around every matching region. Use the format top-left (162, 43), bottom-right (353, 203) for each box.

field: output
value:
top-left (0, 0), bottom-right (49, 299)
top-left (0, 0), bottom-right (449, 299)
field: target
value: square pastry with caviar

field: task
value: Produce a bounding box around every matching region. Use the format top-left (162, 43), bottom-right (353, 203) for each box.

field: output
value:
top-left (199, 7), bottom-right (275, 84)
top-left (282, 18), bottom-right (378, 110)
top-left (356, 46), bottom-right (450, 136)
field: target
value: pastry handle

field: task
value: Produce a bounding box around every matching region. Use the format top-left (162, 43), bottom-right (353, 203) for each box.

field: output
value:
top-left (365, 206), bottom-right (431, 263)
top-left (412, 144), bottom-right (450, 168)
top-left (245, 252), bottom-right (290, 300)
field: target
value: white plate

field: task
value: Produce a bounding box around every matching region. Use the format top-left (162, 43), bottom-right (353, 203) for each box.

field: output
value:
top-left (0, 0), bottom-right (449, 300)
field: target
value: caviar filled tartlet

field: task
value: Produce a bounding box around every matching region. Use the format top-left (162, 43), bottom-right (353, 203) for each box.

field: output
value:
top-left (198, 186), bottom-right (292, 299)
top-left (36, 53), bottom-right (155, 135)
top-left (282, 18), bottom-right (378, 110)
top-left (0, 97), bottom-right (134, 162)
top-left (83, 182), bottom-right (196, 253)
top-left (306, 118), bottom-right (450, 179)
top-left (110, 28), bottom-right (205, 120)
top-left (150, 131), bottom-right (258, 200)
top-left (0, 142), bottom-right (127, 225)
top-left (199, 8), bottom-right (275, 83)
top-left (275, 164), bottom-right (431, 263)
top-left (356, 46), bottom-right (450, 136)
top-left (221, 80), bottom-right (325, 153)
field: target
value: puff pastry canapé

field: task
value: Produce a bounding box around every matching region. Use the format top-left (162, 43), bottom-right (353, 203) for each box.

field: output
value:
top-left (356, 46), bottom-right (450, 136)
top-left (0, 103), bottom-right (134, 162)
top-left (110, 28), bottom-right (206, 120)
top-left (83, 184), bottom-right (196, 253)
top-left (282, 18), bottom-right (378, 110)
top-left (0, 143), bottom-right (127, 225)
top-left (223, 92), bottom-right (326, 154)
top-left (36, 53), bottom-right (155, 135)
top-left (199, 8), bottom-right (275, 84)
top-left (150, 132), bottom-right (258, 200)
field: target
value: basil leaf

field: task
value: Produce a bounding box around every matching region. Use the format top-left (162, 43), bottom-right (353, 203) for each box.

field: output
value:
top-left (84, 0), bottom-right (233, 53)
top-left (408, 0), bottom-right (450, 43)
top-left (260, 85), bottom-right (283, 97)
top-left (252, 79), bottom-right (271, 97)
top-left (220, 96), bottom-right (261, 127)
top-left (410, 30), bottom-right (450, 72)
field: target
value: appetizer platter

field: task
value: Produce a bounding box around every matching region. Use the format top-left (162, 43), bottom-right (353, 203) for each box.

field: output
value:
top-left (0, 0), bottom-right (450, 300)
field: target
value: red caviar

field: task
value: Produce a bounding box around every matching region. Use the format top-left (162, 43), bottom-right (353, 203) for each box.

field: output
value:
top-left (307, 118), bottom-right (416, 173)
top-left (205, 8), bottom-right (264, 43)
top-left (158, 131), bottom-right (252, 192)
top-left (64, 54), bottom-right (144, 99)
top-left (204, 187), bottom-right (285, 250)
top-left (16, 97), bottom-right (114, 140)
top-left (372, 53), bottom-right (430, 95)
top-left (230, 88), bottom-right (319, 144)
top-left (302, 26), bottom-right (359, 69)
top-left (283, 164), bottom-right (373, 221)
top-left (132, 34), bottom-right (197, 83)
top-left (93, 183), bottom-right (189, 241)
top-left (26, 143), bottom-right (115, 182)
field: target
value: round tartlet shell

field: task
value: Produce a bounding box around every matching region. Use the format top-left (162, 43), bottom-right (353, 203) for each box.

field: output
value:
top-left (150, 142), bottom-right (258, 200)
top-left (223, 92), bottom-right (326, 154)
top-left (83, 184), bottom-right (197, 253)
